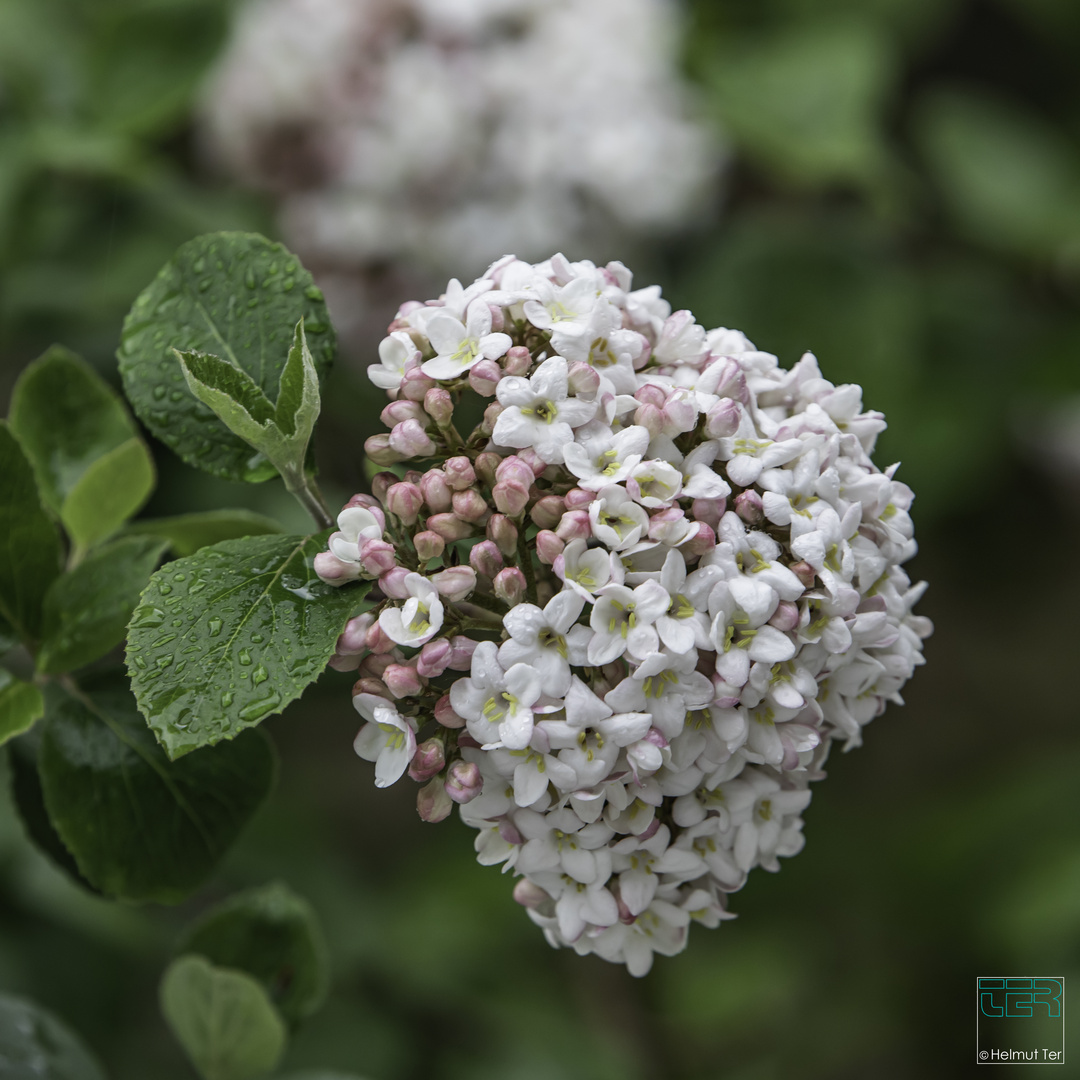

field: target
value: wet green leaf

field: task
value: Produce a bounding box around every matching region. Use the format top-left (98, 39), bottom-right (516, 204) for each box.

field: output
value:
top-left (0, 993), bottom-right (106, 1080)
top-left (118, 232), bottom-right (334, 482)
top-left (181, 882), bottom-right (329, 1025)
top-left (126, 533), bottom-right (368, 759)
top-left (37, 536), bottom-right (169, 674)
top-left (0, 670), bottom-right (44, 746)
top-left (38, 682), bottom-right (277, 903)
top-left (161, 955), bottom-right (286, 1080)
top-left (124, 510), bottom-right (283, 557)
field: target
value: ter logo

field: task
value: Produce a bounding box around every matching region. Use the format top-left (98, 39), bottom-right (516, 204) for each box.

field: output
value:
top-left (979, 978), bottom-right (1063, 1018)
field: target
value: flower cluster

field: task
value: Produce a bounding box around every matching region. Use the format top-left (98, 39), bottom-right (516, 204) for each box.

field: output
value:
top-left (316, 253), bottom-right (932, 975)
top-left (200, 0), bottom-right (721, 335)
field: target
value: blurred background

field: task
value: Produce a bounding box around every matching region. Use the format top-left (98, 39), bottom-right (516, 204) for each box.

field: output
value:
top-left (1, 0), bottom-right (1079, 1076)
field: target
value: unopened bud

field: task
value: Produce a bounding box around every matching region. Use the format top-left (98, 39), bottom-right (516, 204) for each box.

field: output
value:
top-left (444, 456), bottom-right (477, 490)
top-left (468, 359), bottom-right (502, 397)
top-left (358, 537), bottom-right (397, 577)
top-left (474, 452), bottom-right (501, 488)
top-left (563, 487), bottom-right (594, 511)
top-left (691, 497), bottom-right (725, 529)
top-left (452, 488), bottom-right (490, 523)
top-left (535, 530), bottom-right (564, 565)
top-left (493, 479), bottom-right (530, 517)
top-left (555, 509), bottom-right (591, 541)
top-left (371, 472), bottom-right (399, 505)
top-left (567, 361), bottom-right (600, 397)
top-left (529, 495), bottom-right (565, 530)
top-left (769, 601), bottom-right (800, 632)
top-left (495, 455), bottom-right (535, 488)
top-left (681, 521), bottom-right (717, 558)
top-left (328, 652), bottom-right (362, 672)
top-left (378, 566), bottom-right (412, 599)
top-left (416, 638), bottom-right (451, 678)
top-left (419, 469), bottom-right (453, 512)
top-left (413, 530), bottom-right (445, 561)
top-left (431, 565), bottom-right (477, 601)
top-left (381, 400), bottom-right (427, 427)
top-left (480, 402), bottom-right (504, 436)
top-left (487, 514), bottom-right (519, 556)
top-left (337, 613), bottom-right (374, 655)
top-left (789, 560), bottom-right (816, 589)
top-left (352, 676), bottom-right (392, 700)
top-left (735, 490), bottom-right (764, 525)
top-left (517, 448), bottom-right (548, 477)
top-left (386, 481), bottom-right (424, 525)
top-left (445, 760), bottom-right (483, 804)
top-left (648, 507), bottom-right (692, 545)
top-left (705, 397), bottom-right (740, 439)
top-left (344, 492), bottom-right (382, 514)
top-left (416, 778), bottom-right (453, 823)
top-left (634, 384), bottom-right (666, 407)
top-left (487, 303), bottom-right (505, 332)
top-left (363, 621), bottom-right (396, 655)
top-left (634, 402), bottom-right (663, 438)
top-left (400, 366), bottom-right (436, 402)
top-left (389, 419), bottom-right (437, 458)
top-left (313, 552), bottom-right (360, 584)
top-left (423, 387), bottom-right (454, 427)
top-left (384, 662), bottom-right (424, 698)
top-left (662, 395), bottom-right (697, 434)
top-left (408, 737), bottom-right (446, 782)
top-left (358, 651), bottom-right (395, 680)
top-left (502, 345), bottom-right (533, 376)
top-left (493, 567), bottom-right (526, 606)
top-left (364, 433), bottom-right (405, 466)
top-left (426, 513), bottom-right (475, 541)
top-left (446, 636), bottom-right (478, 671)
top-left (469, 540), bottom-right (504, 579)
top-left (513, 878), bottom-right (550, 908)
top-left (434, 693), bottom-right (466, 728)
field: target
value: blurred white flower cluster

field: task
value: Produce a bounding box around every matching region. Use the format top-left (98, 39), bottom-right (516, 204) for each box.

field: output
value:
top-left (201, 0), bottom-right (720, 279)
top-left (316, 253), bottom-right (932, 975)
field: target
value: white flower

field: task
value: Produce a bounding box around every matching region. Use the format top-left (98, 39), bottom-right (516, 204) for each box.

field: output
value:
top-left (326, 505), bottom-right (384, 563)
top-left (587, 579), bottom-right (670, 665)
top-left (555, 537), bottom-right (615, 600)
top-left (563, 425), bottom-right (651, 490)
top-left (378, 572), bottom-right (444, 647)
top-left (588, 485), bottom-right (650, 550)
top-left (421, 301), bottom-right (512, 380)
top-left (451, 641), bottom-right (544, 750)
top-left (498, 590), bottom-right (590, 697)
top-left (352, 694), bottom-right (417, 788)
top-left (368, 330), bottom-right (420, 391)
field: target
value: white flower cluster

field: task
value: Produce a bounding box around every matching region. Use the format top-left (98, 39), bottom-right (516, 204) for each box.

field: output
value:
top-left (316, 253), bottom-right (932, 976)
top-left (200, 0), bottom-right (720, 275)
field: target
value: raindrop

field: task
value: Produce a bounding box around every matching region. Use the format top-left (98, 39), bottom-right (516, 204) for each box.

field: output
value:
top-left (152, 386), bottom-right (167, 401)
top-left (252, 664), bottom-right (268, 685)
top-left (238, 690), bottom-right (282, 722)
top-left (208, 618), bottom-right (223, 636)
top-left (238, 648), bottom-right (252, 666)
top-left (131, 606), bottom-right (166, 628)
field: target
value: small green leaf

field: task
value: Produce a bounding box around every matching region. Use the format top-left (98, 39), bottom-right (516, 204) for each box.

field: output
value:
top-left (126, 533), bottom-right (369, 759)
top-left (59, 436), bottom-right (156, 552)
top-left (0, 993), bottom-right (107, 1080)
top-left (0, 421), bottom-right (63, 643)
top-left (274, 319), bottom-right (321, 445)
top-left (181, 882), bottom-right (329, 1025)
top-left (0, 670), bottom-right (44, 746)
top-left (8, 345), bottom-right (141, 515)
top-left (161, 955), bottom-right (287, 1080)
top-left (118, 232), bottom-right (335, 483)
top-left (37, 536), bottom-right (170, 674)
top-left (124, 510), bottom-right (284, 557)
top-left (38, 682), bottom-right (277, 903)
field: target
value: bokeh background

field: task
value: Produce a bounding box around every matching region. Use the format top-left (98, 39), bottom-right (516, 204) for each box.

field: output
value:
top-left (1, 0), bottom-right (1080, 1076)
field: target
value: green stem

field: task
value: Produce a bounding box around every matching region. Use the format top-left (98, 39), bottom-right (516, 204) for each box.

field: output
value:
top-left (517, 528), bottom-right (538, 605)
top-left (282, 468), bottom-right (333, 530)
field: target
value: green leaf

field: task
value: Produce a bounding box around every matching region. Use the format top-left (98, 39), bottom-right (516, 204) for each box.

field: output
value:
top-left (180, 882), bottom-right (329, 1025)
top-left (124, 510), bottom-right (284, 557)
top-left (38, 682), bottom-right (277, 903)
top-left (126, 533), bottom-right (369, 759)
top-left (0, 670), bottom-right (44, 746)
top-left (37, 536), bottom-right (170, 674)
top-left (274, 319), bottom-right (321, 444)
top-left (59, 436), bottom-right (156, 553)
top-left (160, 955), bottom-right (287, 1080)
top-left (118, 232), bottom-right (335, 483)
top-left (0, 421), bottom-right (63, 643)
top-left (0, 993), bottom-right (107, 1080)
top-left (8, 344), bottom-right (141, 515)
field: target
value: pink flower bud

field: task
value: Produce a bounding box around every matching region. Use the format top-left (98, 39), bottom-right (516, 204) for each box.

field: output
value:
top-left (445, 760), bottom-right (483, 804)
top-left (789, 560), bottom-right (816, 589)
top-left (386, 481), bottom-right (424, 525)
top-left (705, 397), bottom-right (741, 439)
top-left (413, 530), bottom-right (445, 562)
top-left (493, 567), bottom-right (526, 606)
top-left (423, 387), bottom-right (454, 427)
top-left (735, 490), bottom-right (764, 525)
top-left (378, 566), bottom-right (412, 599)
top-left (416, 778), bottom-right (452, 822)
top-left (416, 638), bottom-right (452, 678)
top-left (662, 396), bottom-right (697, 434)
top-left (681, 521), bottom-right (716, 558)
top-left (530, 495), bottom-right (565, 530)
top-left (567, 362), bottom-right (600, 397)
top-left (408, 737), bottom-right (446, 782)
top-left (358, 537), bottom-right (397, 577)
top-left (358, 651), bottom-right (396, 680)
top-left (635, 383), bottom-right (666, 407)
top-left (352, 676), bottom-right (392, 700)
top-left (419, 469), bottom-right (453, 513)
top-left (452, 488), bottom-right (490, 523)
top-left (769, 601), bottom-right (800, 632)
top-left (517, 448), bottom-right (548, 477)
top-left (443, 456), bottom-right (477, 491)
top-left (498, 818), bottom-right (523, 845)
top-left (337, 613), bottom-right (374, 655)
top-left (469, 540), bottom-right (504, 579)
top-left (691, 497), bottom-right (725, 529)
top-left (446, 636), bottom-right (478, 671)
top-left (426, 513), bottom-right (476, 541)
top-left (634, 402), bottom-right (663, 438)
top-left (474, 452), bottom-right (501, 488)
top-left (487, 514), bottom-right (519, 556)
top-left (495, 455), bottom-right (534, 488)
top-left (371, 472), bottom-right (398, 505)
top-left (502, 345), bottom-right (533, 376)
top-left (389, 419), bottom-right (437, 458)
top-left (535, 530), bottom-right (564, 565)
top-left (468, 359), bottom-right (502, 397)
top-left (400, 367), bottom-right (436, 402)
top-left (487, 303), bottom-right (505, 332)
top-left (344, 493), bottom-right (383, 515)
top-left (364, 434), bottom-right (405, 466)
top-left (555, 509), bottom-right (591, 541)
top-left (513, 878), bottom-right (550, 908)
top-left (431, 565), bottom-right (477, 601)
top-left (493, 479), bottom-right (530, 517)
top-left (563, 488), bottom-right (594, 511)
top-left (480, 402), bottom-right (503, 436)
top-left (648, 507), bottom-right (691, 545)
top-left (381, 400), bottom-right (427, 427)
top-left (384, 662), bottom-right (424, 699)
top-left (434, 693), bottom-right (466, 728)
top-left (364, 621), bottom-right (396, 655)
top-left (328, 652), bottom-right (362, 672)
top-left (313, 551), bottom-right (360, 584)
